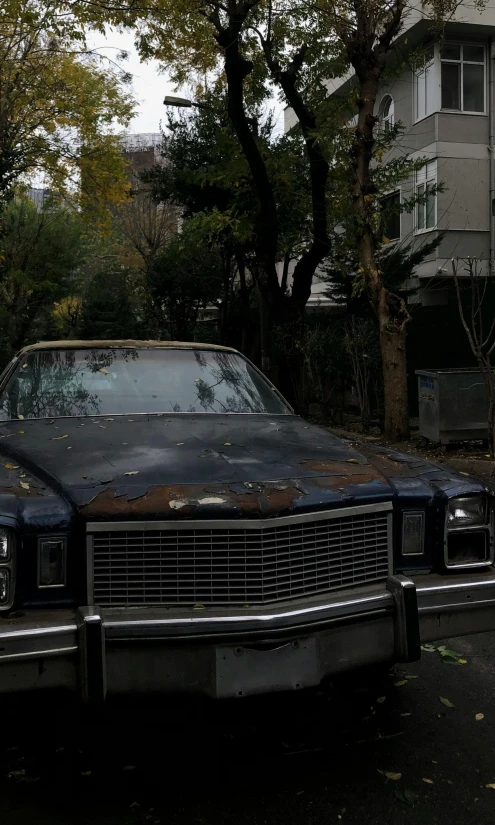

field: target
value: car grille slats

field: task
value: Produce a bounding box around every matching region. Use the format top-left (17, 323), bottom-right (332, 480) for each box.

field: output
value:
top-left (91, 510), bottom-right (390, 607)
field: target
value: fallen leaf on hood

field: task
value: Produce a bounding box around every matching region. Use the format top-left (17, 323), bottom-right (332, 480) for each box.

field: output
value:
top-left (20, 482), bottom-right (29, 490)
top-left (51, 434), bottom-right (68, 440)
top-left (459, 471), bottom-right (470, 476)
top-left (347, 458), bottom-right (359, 464)
top-left (4, 464), bottom-right (19, 470)
top-left (394, 680), bottom-right (407, 687)
top-left (224, 442), bottom-right (232, 446)
top-left (193, 603), bottom-right (205, 610)
top-left (378, 769), bottom-right (401, 781)
top-left (476, 713), bottom-right (485, 721)
top-left (124, 471), bottom-right (139, 476)
top-left (422, 778), bottom-right (434, 784)
top-left (99, 368), bottom-right (109, 374)
top-left (440, 696), bottom-right (455, 708)
top-left (17, 430), bottom-right (24, 435)
top-left (394, 789), bottom-right (418, 806)
top-left (176, 442), bottom-right (185, 446)
top-left (8, 770), bottom-right (26, 779)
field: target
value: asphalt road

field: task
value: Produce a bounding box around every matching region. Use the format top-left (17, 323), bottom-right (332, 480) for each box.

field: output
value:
top-left (1, 632), bottom-right (495, 825)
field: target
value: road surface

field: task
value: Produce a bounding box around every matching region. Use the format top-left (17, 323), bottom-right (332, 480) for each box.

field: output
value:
top-left (1, 632), bottom-right (494, 824)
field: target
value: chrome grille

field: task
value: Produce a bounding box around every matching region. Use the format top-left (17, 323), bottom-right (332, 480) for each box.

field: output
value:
top-left (89, 506), bottom-right (391, 607)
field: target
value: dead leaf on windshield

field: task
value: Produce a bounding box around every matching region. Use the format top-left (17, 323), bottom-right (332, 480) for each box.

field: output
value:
top-left (440, 696), bottom-right (455, 708)
top-left (52, 434), bottom-right (68, 441)
top-left (4, 464), bottom-right (19, 470)
top-left (124, 471), bottom-right (139, 476)
top-left (476, 713), bottom-right (485, 721)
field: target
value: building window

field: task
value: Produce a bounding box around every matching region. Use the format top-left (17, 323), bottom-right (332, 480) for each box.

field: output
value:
top-left (441, 44), bottom-right (485, 112)
top-left (378, 95), bottom-right (394, 132)
top-left (380, 191), bottom-right (401, 242)
top-left (416, 161), bottom-right (437, 232)
top-left (415, 46), bottom-right (435, 120)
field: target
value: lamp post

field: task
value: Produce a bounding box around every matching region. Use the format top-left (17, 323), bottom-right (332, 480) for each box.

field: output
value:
top-left (163, 95), bottom-right (258, 134)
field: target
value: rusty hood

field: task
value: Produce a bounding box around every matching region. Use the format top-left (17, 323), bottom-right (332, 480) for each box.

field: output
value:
top-left (0, 414), bottom-right (476, 523)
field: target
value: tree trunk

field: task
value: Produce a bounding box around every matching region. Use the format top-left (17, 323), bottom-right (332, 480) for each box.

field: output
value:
top-left (379, 322), bottom-right (409, 442)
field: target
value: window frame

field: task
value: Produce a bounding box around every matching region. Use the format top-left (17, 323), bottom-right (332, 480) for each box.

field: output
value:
top-left (414, 45), bottom-right (436, 123)
top-left (380, 189), bottom-right (401, 244)
top-left (440, 43), bottom-right (486, 115)
top-left (415, 160), bottom-right (437, 235)
top-left (378, 94), bottom-right (395, 133)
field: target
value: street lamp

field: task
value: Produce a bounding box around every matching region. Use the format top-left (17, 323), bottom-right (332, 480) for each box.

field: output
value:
top-left (163, 95), bottom-right (207, 110)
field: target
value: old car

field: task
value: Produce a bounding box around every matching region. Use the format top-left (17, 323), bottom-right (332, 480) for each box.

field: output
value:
top-left (0, 339), bottom-right (493, 703)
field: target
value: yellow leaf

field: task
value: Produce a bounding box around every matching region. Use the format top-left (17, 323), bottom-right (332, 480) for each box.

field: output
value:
top-left (400, 712), bottom-right (412, 717)
top-left (20, 482), bottom-right (29, 490)
top-left (52, 434), bottom-right (68, 440)
top-left (385, 772), bottom-right (402, 781)
top-left (476, 713), bottom-right (485, 721)
top-left (394, 680), bottom-right (407, 687)
top-left (17, 430), bottom-right (24, 434)
top-left (193, 602), bottom-right (205, 610)
top-left (440, 696), bottom-right (455, 708)
top-left (17, 414), bottom-right (24, 420)
top-left (22, 364), bottom-right (28, 369)
top-left (124, 471), bottom-right (139, 476)
top-left (224, 442), bottom-right (232, 446)
top-left (347, 458), bottom-right (360, 464)
top-left (376, 696), bottom-right (386, 704)
top-left (99, 368), bottom-right (109, 374)
top-left (422, 778), bottom-right (434, 784)
top-left (176, 442), bottom-right (185, 446)
top-left (458, 659), bottom-right (467, 664)
top-left (486, 784), bottom-right (495, 789)
top-left (4, 464), bottom-right (19, 470)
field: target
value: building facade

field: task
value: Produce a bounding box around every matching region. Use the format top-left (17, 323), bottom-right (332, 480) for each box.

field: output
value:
top-left (285, 2), bottom-right (495, 308)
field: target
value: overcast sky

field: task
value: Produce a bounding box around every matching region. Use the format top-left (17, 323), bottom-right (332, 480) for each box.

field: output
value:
top-left (90, 28), bottom-right (285, 137)
top-left (90, 29), bottom-right (177, 135)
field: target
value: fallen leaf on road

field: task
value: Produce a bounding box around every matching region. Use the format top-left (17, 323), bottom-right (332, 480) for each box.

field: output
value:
top-left (51, 434), bottom-right (68, 440)
top-left (124, 471), bottom-right (139, 476)
top-left (422, 778), bottom-right (434, 784)
top-left (378, 769), bottom-right (401, 781)
top-left (440, 696), bottom-right (455, 708)
top-left (421, 644), bottom-right (437, 653)
top-left (476, 713), bottom-right (485, 721)
top-left (405, 675), bottom-right (418, 680)
top-left (4, 464), bottom-right (19, 470)
top-left (485, 784), bottom-right (495, 790)
top-left (376, 696), bottom-right (386, 704)
top-left (458, 659), bottom-right (468, 665)
top-left (394, 680), bottom-right (407, 687)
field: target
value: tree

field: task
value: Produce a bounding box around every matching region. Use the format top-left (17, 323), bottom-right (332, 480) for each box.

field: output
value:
top-left (0, 0), bottom-right (134, 222)
top-left (147, 232), bottom-right (223, 341)
top-left (77, 267), bottom-right (144, 339)
top-left (452, 258), bottom-right (495, 458)
top-left (0, 197), bottom-right (86, 366)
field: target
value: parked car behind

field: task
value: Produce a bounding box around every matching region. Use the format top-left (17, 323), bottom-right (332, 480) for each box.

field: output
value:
top-left (0, 340), bottom-right (493, 702)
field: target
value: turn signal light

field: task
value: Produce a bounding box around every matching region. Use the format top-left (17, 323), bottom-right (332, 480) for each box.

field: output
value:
top-left (38, 538), bottom-right (66, 588)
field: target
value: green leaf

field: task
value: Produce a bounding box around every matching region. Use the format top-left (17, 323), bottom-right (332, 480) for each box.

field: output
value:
top-left (394, 788), bottom-right (419, 806)
top-left (440, 696), bottom-right (455, 708)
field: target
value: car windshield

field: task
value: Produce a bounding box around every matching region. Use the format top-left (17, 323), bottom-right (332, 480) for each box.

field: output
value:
top-left (0, 348), bottom-right (290, 420)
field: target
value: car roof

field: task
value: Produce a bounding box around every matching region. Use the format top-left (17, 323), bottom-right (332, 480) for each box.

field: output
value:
top-left (18, 340), bottom-right (238, 355)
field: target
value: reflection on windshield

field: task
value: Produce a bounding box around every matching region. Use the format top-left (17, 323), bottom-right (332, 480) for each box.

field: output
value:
top-left (0, 348), bottom-right (289, 420)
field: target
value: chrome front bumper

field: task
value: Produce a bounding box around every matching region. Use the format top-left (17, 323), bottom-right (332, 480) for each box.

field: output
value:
top-left (1, 570), bottom-right (495, 701)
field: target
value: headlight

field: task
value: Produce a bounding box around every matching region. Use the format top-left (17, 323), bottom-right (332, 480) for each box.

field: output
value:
top-left (447, 496), bottom-right (487, 529)
top-left (0, 527), bottom-right (13, 561)
top-left (38, 537), bottom-right (67, 588)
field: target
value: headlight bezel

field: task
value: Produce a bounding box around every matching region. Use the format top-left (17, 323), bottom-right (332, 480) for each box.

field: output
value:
top-left (445, 494), bottom-right (494, 570)
top-left (0, 527), bottom-right (15, 609)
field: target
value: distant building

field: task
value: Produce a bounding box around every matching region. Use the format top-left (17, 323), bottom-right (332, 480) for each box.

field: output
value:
top-left (120, 133), bottom-right (165, 186)
top-left (26, 188), bottom-right (51, 210)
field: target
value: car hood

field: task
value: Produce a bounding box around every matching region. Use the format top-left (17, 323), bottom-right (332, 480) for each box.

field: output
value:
top-left (0, 414), bottom-right (482, 523)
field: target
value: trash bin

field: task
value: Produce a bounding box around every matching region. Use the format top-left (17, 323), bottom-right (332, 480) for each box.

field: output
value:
top-left (416, 369), bottom-right (490, 445)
